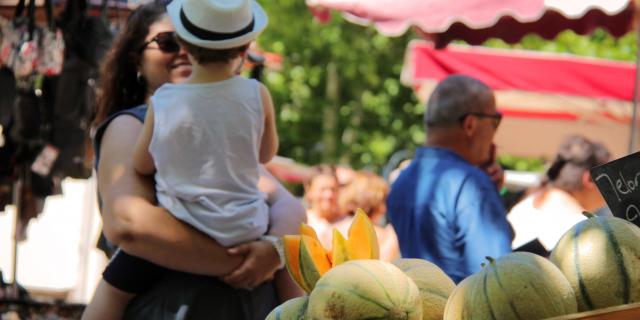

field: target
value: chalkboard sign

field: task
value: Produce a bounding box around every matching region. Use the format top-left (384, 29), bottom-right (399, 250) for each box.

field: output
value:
top-left (590, 152), bottom-right (640, 227)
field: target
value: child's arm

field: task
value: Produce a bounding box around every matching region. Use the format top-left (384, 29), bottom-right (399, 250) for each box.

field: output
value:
top-left (132, 104), bottom-right (156, 175)
top-left (259, 83), bottom-right (279, 164)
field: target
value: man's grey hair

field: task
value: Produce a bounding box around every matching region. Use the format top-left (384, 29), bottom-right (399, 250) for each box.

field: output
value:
top-left (424, 75), bottom-right (494, 129)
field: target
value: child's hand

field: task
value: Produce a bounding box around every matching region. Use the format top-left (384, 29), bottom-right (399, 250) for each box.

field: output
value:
top-left (222, 240), bottom-right (280, 289)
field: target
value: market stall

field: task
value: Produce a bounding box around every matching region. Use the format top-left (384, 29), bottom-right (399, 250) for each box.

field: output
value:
top-left (402, 41), bottom-right (637, 159)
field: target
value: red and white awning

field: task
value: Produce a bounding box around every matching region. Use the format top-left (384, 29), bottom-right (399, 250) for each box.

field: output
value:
top-left (307, 0), bottom-right (635, 47)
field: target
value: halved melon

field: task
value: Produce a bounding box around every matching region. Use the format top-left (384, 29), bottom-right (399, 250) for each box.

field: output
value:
top-left (331, 228), bottom-right (350, 267)
top-left (347, 209), bottom-right (380, 260)
top-left (283, 235), bottom-right (310, 293)
top-left (300, 235), bottom-right (333, 291)
top-left (299, 223), bottom-right (319, 241)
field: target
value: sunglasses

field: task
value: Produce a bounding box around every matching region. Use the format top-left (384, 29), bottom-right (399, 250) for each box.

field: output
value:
top-left (458, 112), bottom-right (503, 129)
top-left (141, 31), bottom-right (180, 54)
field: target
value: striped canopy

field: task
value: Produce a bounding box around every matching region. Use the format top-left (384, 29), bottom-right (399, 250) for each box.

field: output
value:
top-left (307, 0), bottom-right (636, 47)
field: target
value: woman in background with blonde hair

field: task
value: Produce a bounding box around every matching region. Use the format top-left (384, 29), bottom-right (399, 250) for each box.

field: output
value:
top-left (339, 171), bottom-right (400, 262)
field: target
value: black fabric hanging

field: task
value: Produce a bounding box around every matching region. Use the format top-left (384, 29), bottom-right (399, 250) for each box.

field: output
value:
top-left (51, 0), bottom-right (113, 179)
top-left (0, 67), bottom-right (16, 129)
top-left (0, 67), bottom-right (15, 210)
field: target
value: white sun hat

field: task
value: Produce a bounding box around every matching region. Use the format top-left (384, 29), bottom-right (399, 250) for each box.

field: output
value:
top-left (167, 0), bottom-right (268, 49)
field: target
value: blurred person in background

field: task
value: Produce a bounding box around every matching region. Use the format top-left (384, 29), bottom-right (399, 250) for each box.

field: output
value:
top-left (304, 165), bottom-right (351, 248)
top-left (387, 74), bottom-right (513, 283)
top-left (339, 170), bottom-right (400, 262)
top-left (335, 164), bottom-right (356, 187)
top-left (508, 135), bottom-right (611, 256)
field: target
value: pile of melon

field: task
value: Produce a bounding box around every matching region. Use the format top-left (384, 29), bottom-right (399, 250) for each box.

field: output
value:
top-left (268, 209), bottom-right (456, 320)
top-left (268, 211), bottom-right (640, 319)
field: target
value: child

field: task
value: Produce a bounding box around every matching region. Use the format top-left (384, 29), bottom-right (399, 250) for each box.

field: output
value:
top-left (83, 0), bottom-right (299, 319)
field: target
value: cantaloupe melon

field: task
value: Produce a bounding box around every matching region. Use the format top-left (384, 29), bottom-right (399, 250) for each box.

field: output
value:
top-left (283, 235), bottom-right (311, 293)
top-left (347, 209), bottom-right (380, 260)
top-left (550, 214), bottom-right (640, 311)
top-left (300, 235), bottom-right (332, 291)
top-left (393, 258), bottom-right (456, 320)
top-left (266, 296), bottom-right (309, 320)
top-left (307, 260), bottom-right (422, 320)
top-left (300, 223), bottom-right (320, 241)
top-left (331, 228), bottom-right (349, 267)
top-left (443, 252), bottom-right (577, 320)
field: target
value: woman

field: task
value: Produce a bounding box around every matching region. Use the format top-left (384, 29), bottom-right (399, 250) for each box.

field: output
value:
top-left (508, 135), bottom-right (611, 256)
top-left (84, 2), bottom-right (304, 319)
top-left (339, 170), bottom-right (400, 262)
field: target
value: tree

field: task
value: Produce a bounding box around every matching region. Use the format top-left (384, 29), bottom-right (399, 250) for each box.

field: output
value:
top-left (258, 0), bottom-right (423, 171)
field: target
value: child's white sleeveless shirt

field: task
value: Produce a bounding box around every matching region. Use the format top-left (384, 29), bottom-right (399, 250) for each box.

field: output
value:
top-left (149, 76), bottom-right (268, 247)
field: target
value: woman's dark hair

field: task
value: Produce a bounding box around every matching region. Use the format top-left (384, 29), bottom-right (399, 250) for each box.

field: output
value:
top-left (546, 135), bottom-right (611, 192)
top-left (93, 1), bottom-right (167, 126)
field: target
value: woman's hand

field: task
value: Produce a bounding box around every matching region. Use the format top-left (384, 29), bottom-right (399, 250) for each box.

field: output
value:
top-left (221, 240), bottom-right (280, 289)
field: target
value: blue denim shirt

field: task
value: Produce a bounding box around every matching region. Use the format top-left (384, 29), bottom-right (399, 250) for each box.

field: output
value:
top-left (387, 147), bottom-right (513, 283)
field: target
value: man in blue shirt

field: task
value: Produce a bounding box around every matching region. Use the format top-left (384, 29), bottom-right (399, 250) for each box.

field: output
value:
top-left (387, 75), bottom-right (513, 283)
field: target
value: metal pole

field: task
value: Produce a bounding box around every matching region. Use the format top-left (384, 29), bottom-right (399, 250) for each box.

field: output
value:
top-left (629, 27), bottom-right (640, 154)
top-left (10, 164), bottom-right (23, 299)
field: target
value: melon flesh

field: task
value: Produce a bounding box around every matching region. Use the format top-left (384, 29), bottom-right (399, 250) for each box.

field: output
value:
top-left (331, 228), bottom-right (349, 267)
top-left (300, 223), bottom-right (320, 241)
top-left (299, 235), bottom-right (332, 291)
top-left (283, 235), bottom-right (310, 293)
top-left (347, 209), bottom-right (380, 260)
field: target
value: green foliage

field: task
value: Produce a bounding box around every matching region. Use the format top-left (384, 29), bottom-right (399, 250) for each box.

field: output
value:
top-left (481, 29), bottom-right (637, 62)
top-left (258, 1), bottom-right (422, 171)
top-left (498, 155), bottom-right (546, 173)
